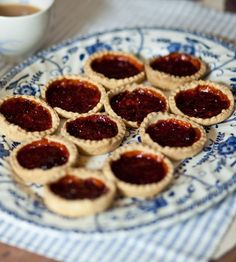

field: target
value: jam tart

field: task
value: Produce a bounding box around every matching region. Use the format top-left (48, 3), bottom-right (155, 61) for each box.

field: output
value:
top-left (44, 168), bottom-right (116, 217)
top-left (84, 51), bottom-right (145, 90)
top-left (0, 95), bottom-right (59, 142)
top-left (145, 52), bottom-right (207, 90)
top-left (103, 144), bottom-right (173, 198)
top-left (140, 112), bottom-right (207, 160)
top-left (104, 84), bottom-right (169, 128)
top-left (41, 75), bottom-right (106, 118)
top-left (61, 113), bottom-right (126, 155)
top-left (169, 80), bottom-right (234, 125)
top-left (10, 136), bottom-right (78, 184)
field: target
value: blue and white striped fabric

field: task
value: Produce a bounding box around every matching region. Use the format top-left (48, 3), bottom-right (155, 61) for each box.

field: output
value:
top-left (0, 191), bottom-right (235, 262)
top-left (1, 0), bottom-right (236, 261)
top-left (47, 0), bottom-right (236, 46)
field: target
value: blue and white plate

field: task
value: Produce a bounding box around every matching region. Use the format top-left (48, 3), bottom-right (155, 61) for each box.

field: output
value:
top-left (0, 27), bottom-right (236, 237)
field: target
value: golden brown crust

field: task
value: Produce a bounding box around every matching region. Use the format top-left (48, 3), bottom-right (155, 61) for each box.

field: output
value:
top-left (103, 143), bottom-right (174, 198)
top-left (169, 80), bottom-right (235, 125)
top-left (41, 75), bottom-right (106, 119)
top-left (145, 53), bottom-right (207, 90)
top-left (61, 112), bottom-right (126, 155)
top-left (140, 112), bottom-right (207, 160)
top-left (44, 168), bottom-right (116, 217)
top-left (0, 95), bottom-right (60, 142)
top-left (84, 51), bottom-right (145, 90)
top-left (10, 136), bottom-right (78, 184)
top-left (104, 84), bottom-right (169, 128)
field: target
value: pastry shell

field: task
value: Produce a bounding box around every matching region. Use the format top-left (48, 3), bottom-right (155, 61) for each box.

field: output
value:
top-left (103, 143), bottom-right (174, 198)
top-left (0, 95), bottom-right (60, 142)
top-left (61, 112), bottom-right (126, 155)
top-left (140, 112), bottom-right (207, 160)
top-left (44, 168), bottom-right (116, 217)
top-left (41, 75), bottom-right (106, 119)
top-left (104, 84), bottom-right (169, 128)
top-left (169, 80), bottom-right (235, 126)
top-left (10, 136), bottom-right (78, 184)
top-left (145, 53), bottom-right (207, 90)
top-left (84, 51), bottom-right (145, 90)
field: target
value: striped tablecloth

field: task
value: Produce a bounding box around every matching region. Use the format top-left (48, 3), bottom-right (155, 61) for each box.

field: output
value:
top-left (0, 1), bottom-right (236, 261)
top-left (0, 192), bottom-right (235, 262)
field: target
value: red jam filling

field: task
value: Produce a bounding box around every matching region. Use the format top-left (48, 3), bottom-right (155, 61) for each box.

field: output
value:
top-left (111, 150), bottom-right (167, 185)
top-left (150, 53), bottom-right (200, 77)
top-left (45, 79), bottom-right (101, 113)
top-left (17, 139), bottom-right (69, 170)
top-left (0, 97), bottom-right (52, 132)
top-left (175, 85), bottom-right (230, 119)
top-left (66, 115), bottom-right (118, 140)
top-left (110, 88), bottom-right (167, 123)
top-left (91, 54), bottom-right (143, 79)
top-left (146, 119), bottom-right (201, 147)
top-left (49, 175), bottom-right (108, 200)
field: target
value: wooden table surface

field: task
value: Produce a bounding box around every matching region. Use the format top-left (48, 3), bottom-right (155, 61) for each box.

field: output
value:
top-left (0, 1), bottom-right (235, 261)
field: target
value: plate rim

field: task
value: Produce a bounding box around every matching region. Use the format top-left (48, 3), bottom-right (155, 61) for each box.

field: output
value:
top-left (1, 26), bottom-right (235, 89)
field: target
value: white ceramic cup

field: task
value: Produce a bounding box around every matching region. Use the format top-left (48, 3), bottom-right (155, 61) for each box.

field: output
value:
top-left (0, 0), bottom-right (54, 61)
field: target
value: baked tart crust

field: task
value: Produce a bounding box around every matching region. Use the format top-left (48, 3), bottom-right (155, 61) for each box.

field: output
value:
top-left (41, 75), bottom-right (106, 119)
top-left (44, 168), bottom-right (116, 217)
top-left (0, 95), bottom-right (60, 142)
top-left (61, 112), bottom-right (126, 155)
top-left (10, 136), bottom-right (78, 184)
top-left (145, 52), bottom-right (207, 90)
top-left (84, 51), bottom-right (145, 90)
top-left (104, 84), bottom-right (169, 128)
top-left (103, 143), bottom-right (174, 198)
top-left (169, 80), bottom-right (234, 125)
top-left (140, 112), bottom-right (207, 160)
